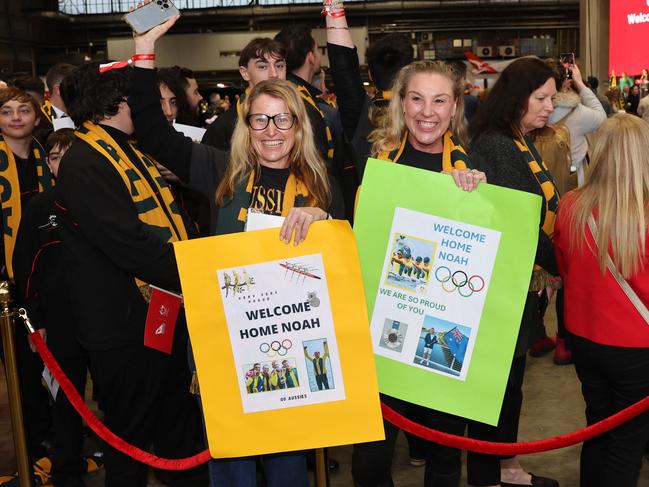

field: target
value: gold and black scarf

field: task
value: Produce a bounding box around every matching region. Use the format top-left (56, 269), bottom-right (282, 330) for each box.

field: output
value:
top-left (372, 90), bottom-right (392, 108)
top-left (75, 122), bottom-right (189, 245)
top-left (350, 130), bottom-right (472, 215)
top-left (235, 88), bottom-right (250, 116)
top-left (0, 136), bottom-right (54, 278)
top-left (40, 100), bottom-right (55, 125)
top-left (294, 84), bottom-right (335, 161)
top-left (377, 130), bottom-right (471, 172)
top-left (513, 130), bottom-right (560, 290)
top-left (215, 170), bottom-right (311, 235)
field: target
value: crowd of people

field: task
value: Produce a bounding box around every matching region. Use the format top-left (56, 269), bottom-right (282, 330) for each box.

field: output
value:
top-left (605, 69), bottom-right (649, 120)
top-left (0, 0), bottom-right (648, 486)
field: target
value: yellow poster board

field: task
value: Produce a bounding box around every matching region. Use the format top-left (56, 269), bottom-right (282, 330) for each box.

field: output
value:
top-left (174, 220), bottom-right (384, 458)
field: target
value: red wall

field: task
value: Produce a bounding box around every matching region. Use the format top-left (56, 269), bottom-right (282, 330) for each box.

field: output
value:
top-left (610, 0), bottom-right (649, 76)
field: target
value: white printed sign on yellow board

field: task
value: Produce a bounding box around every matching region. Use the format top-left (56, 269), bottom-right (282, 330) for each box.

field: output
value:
top-left (174, 220), bottom-right (384, 458)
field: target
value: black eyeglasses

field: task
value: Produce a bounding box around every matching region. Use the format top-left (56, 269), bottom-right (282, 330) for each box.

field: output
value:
top-left (247, 112), bottom-right (296, 131)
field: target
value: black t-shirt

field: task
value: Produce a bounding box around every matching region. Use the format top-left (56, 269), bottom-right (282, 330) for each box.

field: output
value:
top-left (397, 139), bottom-right (443, 173)
top-left (250, 165), bottom-right (290, 215)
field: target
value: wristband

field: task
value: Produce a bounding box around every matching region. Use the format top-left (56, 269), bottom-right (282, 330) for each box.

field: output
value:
top-left (322, 0), bottom-right (345, 17)
top-left (131, 54), bottom-right (156, 61)
top-left (322, 8), bottom-right (346, 18)
top-left (99, 54), bottom-right (155, 73)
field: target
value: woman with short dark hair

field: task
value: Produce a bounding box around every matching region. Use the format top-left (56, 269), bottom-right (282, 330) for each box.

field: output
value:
top-left (468, 57), bottom-right (561, 487)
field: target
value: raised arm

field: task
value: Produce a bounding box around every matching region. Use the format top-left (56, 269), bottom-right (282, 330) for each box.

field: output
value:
top-left (571, 65), bottom-right (606, 134)
top-left (129, 16), bottom-right (229, 199)
top-left (324, 0), bottom-right (353, 48)
top-left (304, 346), bottom-right (313, 361)
top-left (324, 0), bottom-right (368, 140)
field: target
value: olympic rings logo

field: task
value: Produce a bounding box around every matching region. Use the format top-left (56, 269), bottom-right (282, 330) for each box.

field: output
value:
top-left (434, 266), bottom-right (485, 298)
top-left (259, 339), bottom-right (293, 357)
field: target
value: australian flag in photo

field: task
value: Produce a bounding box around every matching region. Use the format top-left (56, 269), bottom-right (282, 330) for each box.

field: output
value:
top-left (444, 327), bottom-right (468, 364)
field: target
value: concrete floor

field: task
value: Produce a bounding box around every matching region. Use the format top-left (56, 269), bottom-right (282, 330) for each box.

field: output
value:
top-left (2, 305), bottom-right (649, 486)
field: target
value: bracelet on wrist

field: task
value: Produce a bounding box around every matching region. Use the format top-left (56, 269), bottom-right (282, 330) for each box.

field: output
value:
top-left (322, 8), bottom-right (346, 18)
top-left (100, 53), bottom-right (155, 73)
top-left (131, 53), bottom-right (156, 61)
top-left (321, 0), bottom-right (345, 17)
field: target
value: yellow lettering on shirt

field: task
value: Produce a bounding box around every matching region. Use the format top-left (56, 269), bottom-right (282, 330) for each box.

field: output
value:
top-left (251, 184), bottom-right (284, 215)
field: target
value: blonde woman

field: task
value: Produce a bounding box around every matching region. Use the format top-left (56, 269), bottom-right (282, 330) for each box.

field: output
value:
top-left (368, 60), bottom-right (481, 186)
top-left (211, 79), bottom-right (336, 239)
top-left (130, 20), bottom-right (342, 240)
top-left (554, 114), bottom-right (649, 487)
top-left (133, 74), bottom-right (341, 240)
top-left (129, 19), bottom-right (342, 487)
top-left (352, 59), bottom-right (486, 487)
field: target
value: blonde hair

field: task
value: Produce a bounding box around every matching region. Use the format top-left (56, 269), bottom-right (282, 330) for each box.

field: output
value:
top-left (215, 79), bottom-right (330, 210)
top-left (368, 60), bottom-right (466, 156)
top-left (567, 113), bottom-right (649, 278)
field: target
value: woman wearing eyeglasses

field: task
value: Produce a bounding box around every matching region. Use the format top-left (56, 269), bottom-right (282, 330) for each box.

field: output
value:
top-left (129, 19), bottom-right (342, 242)
top-left (127, 18), bottom-right (342, 487)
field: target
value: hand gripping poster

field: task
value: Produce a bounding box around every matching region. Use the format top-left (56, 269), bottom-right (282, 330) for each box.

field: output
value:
top-left (174, 220), bottom-right (383, 458)
top-left (355, 159), bottom-right (542, 424)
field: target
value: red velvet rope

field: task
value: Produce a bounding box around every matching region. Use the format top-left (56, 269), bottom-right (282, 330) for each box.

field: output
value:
top-left (30, 331), bottom-right (211, 470)
top-left (382, 390), bottom-right (649, 455)
top-left (28, 329), bottom-right (649, 464)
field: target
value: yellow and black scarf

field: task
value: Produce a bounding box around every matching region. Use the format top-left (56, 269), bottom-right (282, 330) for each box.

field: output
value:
top-left (216, 170), bottom-right (311, 235)
top-left (75, 122), bottom-right (189, 245)
top-left (352, 130), bottom-right (472, 214)
top-left (40, 100), bottom-right (56, 125)
top-left (513, 130), bottom-right (560, 290)
top-left (0, 136), bottom-right (54, 278)
top-left (235, 88), bottom-right (251, 116)
top-left (372, 90), bottom-right (392, 108)
top-left (377, 130), bottom-right (471, 172)
top-left (295, 84), bottom-right (335, 162)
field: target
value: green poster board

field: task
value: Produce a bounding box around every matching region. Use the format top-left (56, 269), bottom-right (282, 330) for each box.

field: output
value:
top-left (354, 159), bottom-right (541, 425)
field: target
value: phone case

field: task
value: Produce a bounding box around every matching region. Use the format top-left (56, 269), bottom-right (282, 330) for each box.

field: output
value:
top-left (123, 0), bottom-right (180, 34)
top-left (560, 53), bottom-right (575, 65)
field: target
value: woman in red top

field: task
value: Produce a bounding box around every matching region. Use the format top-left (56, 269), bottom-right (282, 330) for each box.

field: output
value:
top-left (554, 113), bottom-right (649, 487)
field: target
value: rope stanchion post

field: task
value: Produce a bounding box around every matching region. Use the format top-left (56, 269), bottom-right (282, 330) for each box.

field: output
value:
top-left (0, 281), bottom-right (33, 487)
top-left (314, 448), bottom-right (328, 487)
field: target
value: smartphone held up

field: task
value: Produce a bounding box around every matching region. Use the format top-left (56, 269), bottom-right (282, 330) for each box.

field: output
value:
top-left (560, 52), bottom-right (575, 80)
top-left (123, 0), bottom-right (180, 34)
